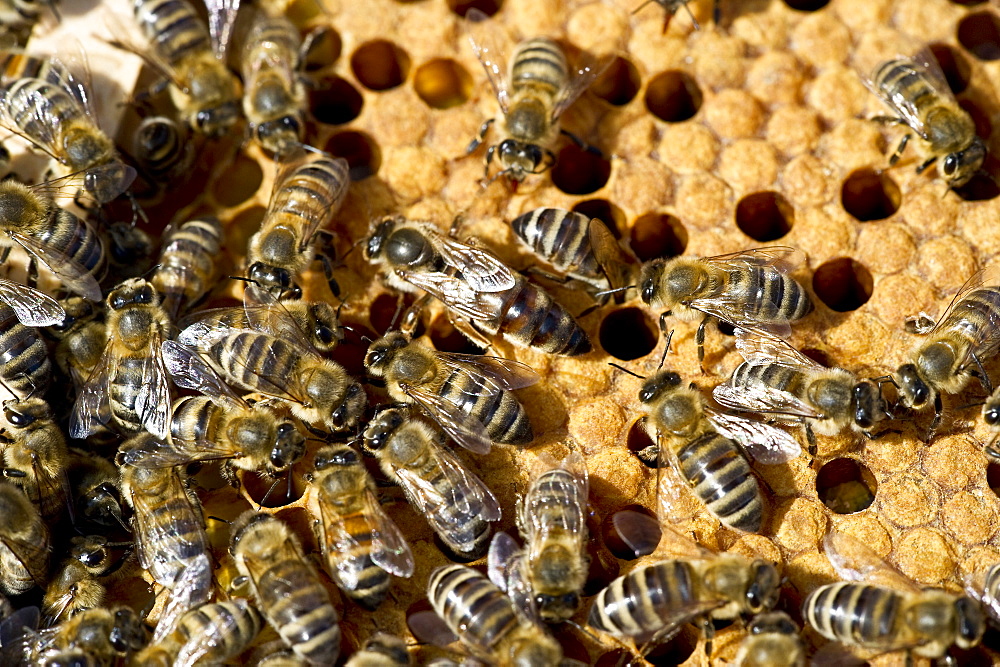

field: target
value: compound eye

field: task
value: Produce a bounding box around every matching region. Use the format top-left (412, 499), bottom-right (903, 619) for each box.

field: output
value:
top-left (4, 409), bottom-right (26, 425)
top-left (943, 154), bottom-right (959, 175)
top-left (986, 408), bottom-right (1000, 426)
top-left (640, 279), bottom-right (656, 303)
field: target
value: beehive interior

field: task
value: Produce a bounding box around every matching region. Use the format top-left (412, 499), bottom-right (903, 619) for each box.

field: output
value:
top-left (12, 0), bottom-right (1000, 663)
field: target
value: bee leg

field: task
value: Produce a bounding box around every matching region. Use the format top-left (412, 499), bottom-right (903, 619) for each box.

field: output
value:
top-left (483, 144), bottom-right (497, 179)
top-left (218, 463), bottom-right (240, 489)
top-left (915, 155), bottom-right (937, 174)
top-left (695, 316), bottom-right (709, 372)
top-left (560, 129), bottom-right (604, 158)
top-left (884, 131), bottom-right (911, 167)
top-left (313, 230), bottom-right (342, 299)
top-left (702, 616), bottom-right (715, 656)
top-left (466, 119), bottom-right (495, 155)
top-left (926, 394), bottom-right (944, 441)
top-left (635, 443), bottom-right (660, 467)
top-left (804, 423), bottom-right (817, 457)
top-left (970, 352), bottom-right (993, 394)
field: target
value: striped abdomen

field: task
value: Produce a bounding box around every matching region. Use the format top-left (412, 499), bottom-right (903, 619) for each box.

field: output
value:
top-left (0, 304), bottom-right (51, 399)
top-left (207, 330), bottom-right (299, 396)
top-left (134, 116), bottom-right (192, 182)
top-left (173, 600), bottom-right (262, 664)
top-left (722, 266), bottom-right (812, 323)
top-left (109, 354), bottom-right (156, 434)
top-left (255, 558), bottom-right (341, 664)
top-left (729, 360), bottom-right (808, 398)
top-left (170, 395), bottom-right (222, 443)
top-left (428, 565), bottom-right (519, 650)
top-left (0, 0), bottom-right (46, 25)
top-left (874, 59), bottom-right (939, 122)
top-left (436, 364), bottom-right (532, 444)
top-left (510, 208), bottom-right (602, 283)
top-left (325, 511), bottom-right (390, 610)
top-left (510, 38), bottom-right (567, 102)
top-left (3, 78), bottom-right (98, 166)
top-left (677, 432), bottom-right (763, 533)
top-left (523, 468), bottom-right (586, 538)
top-left (133, 0), bottom-right (211, 68)
top-left (142, 495), bottom-right (209, 585)
top-left (0, 484), bottom-right (47, 596)
top-left (242, 15), bottom-right (303, 152)
top-left (939, 287), bottom-right (1000, 360)
top-left (470, 275), bottom-right (591, 356)
top-left (804, 583), bottom-right (901, 648)
top-left (37, 208), bottom-right (108, 288)
top-left (258, 156), bottom-right (349, 255)
top-left (152, 217), bottom-right (222, 317)
top-left (588, 560), bottom-right (696, 639)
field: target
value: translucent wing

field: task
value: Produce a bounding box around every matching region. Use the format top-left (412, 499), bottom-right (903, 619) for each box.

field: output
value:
top-left (43, 51), bottom-right (99, 123)
top-left (395, 270), bottom-right (497, 321)
top-left (263, 152), bottom-right (349, 253)
top-left (639, 598), bottom-right (730, 653)
top-left (466, 7), bottom-right (510, 114)
top-left (119, 426), bottom-right (239, 468)
top-left (314, 498), bottom-right (366, 591)
top-left (152, 553), bottom-right (212, 644)
top-left (919, 263), bottom-right (1000, 367)
top-left (403, 382), bottom-right (493, 454)
top-left (610, 509), bottom-right (661, 558)
top-left (0, 280), bottom-right (64, 326)
top-left (0, 82), bottom-right (62, 162)
top-left (522, 452), bottom-right (589, 559)
top-left (864, 53), bottom-right (957, 140)
top-left (436, 236), bottom-right (519, 292)
top-left (205, 0), bottom-right (241, 61)
top-left (551, 50), bottom-right (616, 121)
top-left (0, 534), bottom-right (48, 588)
top-left (363, 488), bottom-right (415, 578)
top-left (966, 564), bottom-right (1000, 626)
top-left (127, 467), bottom-right (207, 582)
top-left (702, 246), bottom-right (806, 273)
top-left (243, 15), bottom-right (298, 92)
top-left (6, 230), bottom-right (103, 302)
top-left (732, 328), bottom-right (823, 369)
top-left (822, 529), bottom-right (922, 594)
top-left (132, 330), bottom-right (172, 439)
top-left (174, 599), bottom-right (256, 667)
top-left (436, 351), bottom-right (540, 390)
top-left (161, 340), bottom-right (246, 405)
top-left (68, 342), bottom-right (114, 439)
top-left (589, 216), bottom-right (639, 291)
top-left (705, 408), bottom-right (801, 464)
top-left (487, 531), bottom-right (520, 590)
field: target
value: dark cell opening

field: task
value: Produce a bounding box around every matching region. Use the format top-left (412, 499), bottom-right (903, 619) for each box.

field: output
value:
top-left (735, 191), bottom-right (794, 242)
top-left (840, 168), bottom-right (901, 222)
top-left (602, 505), bottom-right (660, 560)
top-left (812, 258), bottom-right (873, 312)
top-left (427, 316), bottom-right (484, 354)
top-left (325, 130), bottom-right (381, 180)
top-left (413, 58), bottom-right (473, 109)
top-left (645, 625), bottom-right (699, 666)
top-left (929, 42), bottom-right (972, 94)
top-left (627, 419), bottom-right (658, 468)
top-left (600, 307), bottom-right (658, 360)
top-left (630, 213), bottom-right (688, 261)
top-left (782, 0), bottom-right (830, 9)
top-left (213, 155), bottom-right (262, 206)
top-left (310, 76), bottom-right (364, 125)
top-left (350, 40), bottom-right (410, 91)
top-left (816, 457), bottom-right (877, 514)
top-left (551, 144), bottom-right (612, 195)
top-left (801, 347), bottom-right (832, 367)
top-left (717, 320), bottom-right (736, 336)
top-left (987, 461), bottom-right (1000, 497)
top-left (645, 70), bottom-right (702, 123)
top-left (368, 292), bottom-right (424, 337)
top-left (954, 151), bottom-right (1000, 202)
top-left (591, 56), bottom-right (641, 106)
top-left (242, 471), bottom-right (304, 508)
top-left (447, 0), bottom-right (501, 17)
top-left (958, 11), bottom-right (1000, 61)
top-left (302, 27), bottom-right (342, 72)
top-left (571, 199), bottom-right (625, 238)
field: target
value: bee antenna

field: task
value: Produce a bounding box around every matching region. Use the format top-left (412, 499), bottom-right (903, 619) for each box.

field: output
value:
top-left (657, 329), bottom-right (675, 369)
top-left (608, 362), bottom-right (646, 380)
top-left (631, 0), bottom-right (655, 14)
top-left (206, 515), bottom-right (231, 524)
top-left (682, 0), bottom-right (701, 30)
top-left (594, 285), bottom-right (635, 297)
top-left (257, 478), bottom-right (282, 510)
top-left (228, 275), bottom-right (257, 285)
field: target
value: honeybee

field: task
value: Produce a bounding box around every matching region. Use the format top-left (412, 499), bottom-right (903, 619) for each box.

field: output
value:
top-left (734, 612), bottom-right (805, 667)
top-left (0, 279), bottom-right (64, 327)
top-left (0, 302), bottom-right (53, 400)
top-left (0, 54), bottom-right (137, 204)
top-left (0, 482), bottom-right (48, 596)
top-left (362, 405), bottom-right (501, 559)
top-left (245, 150), bottom-right (349, 302)
top-left (803, 529), bottom-right (984, 662)
top-left (66, 448), bottom-right (127, 532)
top-left (107, 221), bottom-right (156, 281)
top-left (633, 0), bottom-right (700, 31)
top-left (487, 451), bottom-right (589, 624)
top-left (364, 331), bottom-right (538, 453)
top-left (242, 12), bottom-right (306, 155)
top-left (866, 52), bottom-right (986, 188)
top-left (0, 0), bottom-right (57, 32)
top-left (130, 115), bottom-right (196, 187)
top-left (465, 8), bottom-right (611, 185)
top-left (588, 521), bottom-right (780, 653)
top-left (344, 634), bottom-right (411, 667)
top-left (124, 0), bottom-right (241, 136)
top-left (23, 606), bottom-right (146, 665)
top-left (712, 330), bottom-right (891, 451)
top-left (427, 564), bottom-right (563, 665)
top-left (896, 265), bottom-right (1000, 433)
top-left (364, 217), bottom-right (591, 356)
top-left (177, 299), bottom-right (365, 431)
top-left (0, 180), bottom-right (108, 302)
top-left (229, 511), bottom-right (341, 665)
top-left (48, 297), bottom-right (106, 391)
top-left (150, 216), bottom-right (223, 318)
top-left (0, 397), bottom-right (70, 523)
top-left (304, 444), bottom-right (414, 610)
top-left (69, 278), bottom-right (173, 439)
top-left (637, 247), bottom-right (812, 364)
top-left (42, 535), bottom-right (128, 624)
top-left (134, 599), bottom-right (263, 667)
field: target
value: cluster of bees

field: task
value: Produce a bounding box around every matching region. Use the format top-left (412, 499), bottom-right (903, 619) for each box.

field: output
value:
top-left (0, 0), bottom-right (998, 664)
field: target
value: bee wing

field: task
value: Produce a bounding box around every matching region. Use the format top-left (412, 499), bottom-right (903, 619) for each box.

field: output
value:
top-left (823, 529), bottom-right (922, 594)
top-left (523, 454), bottom-right (589, 555)
top-left (705, 408), bottom-right (802, 464)
top-left (243, 15), bottom-right (297, 85)
top-left (152, 552), bottom-right (212, 644)
top-left (732, 327), bottom-right (822, 368)
top-left (395, 269), bottom-right (497, 321)
top-left (863, 53), bottom-right (955, 140)
top-left (173, 599), bottom-right (256, 667)
top-left (466, 7), bottom-right (510, 114)
top-left (205, 0), bottom-right (241, 61)
top-left (0, 280), bottom-right (64, 326)
top-left (68, 342), bottom-right (114, 439)
top-left (161, 340), bottom-right (246, 405)
top-left (402, 383), bottom-right (493, 454)
top-left (314, 497), bottom-right (366, 591)
top-left (702, 246), bottom-right (806, 272)
top-left (589, 216), bottom-right (639, 291)
top-left (240, 288), bottom-right (324, 353)
top-left (118, 430), bottom-right (239, 468)
top-left (551, 50), bottom-right (616, 121)
top-left (0, 85), bottom-right (62, 163)
top-left (394, 443), bottom-right (501, 523)
top-left (436, 237), bottom-right (519, 292)
top-left (487, 531), bottom-right (520, 590)
top-left (133, 330), bottom-right (172, 439)
top-left (0, 534), bottom-right (48, 588)
top-left (44, 49), bottom-right (100, 124)
top-left (6, 231), bottom-right (103, 302)
top-left (436, 351), bottom-right (540, 390)
top-left (128, 468), bottom-right (207, 577)
top-left (641, 599), bottom-right (731, 651)
top-left (919, 263), bottom-right (1000, 364)
top-left (363, 488), bottom-right (415, 578)
top-left (712, 381), bottom-right (821, 420)
top-left (966, 565), bottom-right (1000, 626)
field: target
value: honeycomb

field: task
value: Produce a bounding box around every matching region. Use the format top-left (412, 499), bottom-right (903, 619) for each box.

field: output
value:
top-left (15, 0), bottom-right (1000, 663)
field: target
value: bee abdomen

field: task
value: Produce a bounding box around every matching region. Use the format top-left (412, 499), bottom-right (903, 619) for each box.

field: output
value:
top-left (152, 217), bottom-right (222, 315)
top-left (110, 356), bottom-right (149, 433)
top-left (677, 433), bottom-right (763, 533)
top-left (730, 361), bottom-right (802, 396)
top-left (42, 209), bottom-right (108, 286)
top-left (734, 267), bottom-right (812, 323)
top-left (874, 60), bottom-right (938, 113)
top-left (944, 287), bottom-right (1000, 351)
top-left (5, 79), bottom-right (80, 140)
top-left (267, 159), bottom-right (349, 227)
top-left (440, 368), bottom-right (532, 445)
top-left (429, 564), bottom-right (518, 647)
top-left (327, 515), bottom-right (390, 610)
top-left (170, 395), bottom-right (220, 442)
top-left (588, 561), bottom-right (694, 638)
top-left (258, 559), bottom-right (341, 663)
top-left (510, 38), bottom-right (567, 98)
top-left (0, 305), bottom-right (51, 398)
top-left (511, 208), bottom-right (600, 279)
top-left (213, 332), bottom-right (297, 392)
top-left (496, 279), bottom-right (590, 356)
top-left (134, 116), bottom-right (191, 181)
top-left (175, 600), bottom-right (262, 661)
top-left (529, 470), bottom-right (585, 531)
top-left (804, 583), bottom-right (901, 647)
top-left (134, 0), bottom-right (211, 66)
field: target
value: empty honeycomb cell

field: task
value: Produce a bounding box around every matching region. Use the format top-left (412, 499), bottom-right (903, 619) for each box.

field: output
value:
top-left (644, 70), bottom-right (702, 123)
top-left (928, 42), bottom-right (972, 94)
top-left (426, 316), bottom-right (483, 354)
top-left (630, 212), bottom-right (688, 262)
top-left (643, 626), bottom-right (699, 667)
top-left (551, 144), bottom-right (612, 195)
top-left (212, 155), bottom-right (263, 206)
top-left (599, 307), bottom-right (658, 361)
top-left (989, 460), bottom-right (1000, 497)
top-left (301, 26), bottom-right (342, 72)
top-left (718, 139), bottom-right (779, 192)
top-left (943, 491), bottom-right (998, 544)
top-left (228, 205), bottom-right (267, 251)
top-left (594, 650), bottom-right (632, 667)
top-left (351, 40), bottom-right (410, 91)
top-left (783, 0), bottom-right (829, 11)
top-left (782, 155), bottom-right (834, 207)
top-left (958, 11), bottom-right (1000, 60)
top-left (446, 0), bottom-right (500, 17)
top-left (309, 76), bottom-right (364, 125)
top-left (609, 157), bottom-right (673, 213)
top-left (571, 199), bottom-right (624, 235)
top-left (840, 168), bottom-right (901, 222)
top-left (602, 506), bottom-right (660, 559)
top-left (657, 123), bottom-right (719, 174)
top-left (368, 292), bottom-right (417, 335)
top-left (855, 222), bottom-right (916, 276)
top-left (412, 58), bottom-right (472, 109)
top-left (791, 12), bottom-right (851, 66)
top-left (766, 106), bottom-right (822, 156)
top-left (590, 56), bottom-right (640, 107)
top-left (746, 51), bottom-right (805, 106)
top-left (878, 474), bottom-right (942, 527)
top-left (816, 458), bottom-right (877, 514)
top-left (702, 89), bottom-right (763, 140)
top-left (325, 130), bottom-right (381, 180)
top-left (953, 160), bottom-right (1000, 203)
top-left (735, 191), bottom-right (794, 242)
top-left (812, 258), bottom-right (873, 312)
top-left (676, 173), bottom-right (730, 226)
top-left (773, 498), bottom-right (827, 554)
top-left (894, 528), bottom-right (957, 585)
top-left (917, 235), bottom-right (976, 292)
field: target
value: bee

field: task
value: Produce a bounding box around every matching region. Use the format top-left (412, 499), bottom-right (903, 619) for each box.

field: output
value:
top-left (734, 612), bottom-right (805, 667)
top-left (803, 529), bottom-right (984, 662)
top-left (587, 521), bottom-right (781, 653)
top-left (0, 397), bottom-right (70, 523)
top-left (0, 0), bottom-right (57, 32)
top-left (465, 8), bottom-right (611, 185)
top-left (364, 331), bottom-right (538, 453)
top-left (107, 221), bottom-right (156, 281)
top-left (48, 297), bottom-right (106, 391)
top-left (23, 606), bottom-right (146, 665)
top-left (150, 216), bottom-right (223, 318)
top-left (0, 54), bottom-right (137, 204)
top-left (66, 448), bottom-right (127, 532)
top-left (980, 388), bottom-right (1000, 459)
top-left (344, 634), bottom-right (411, 667)
top-left (242, 12), bottom-right (306, 155)
top-left (125, 0), bottom-right (241, 136)
top-left (510, 207), bottom-right (639, 299)
top-left (896, 265), bottom-right (1000, 433)
top-left (134, 599), bottom-right (263, 667)
top-left (69, 278), bottom-right (173, 439)
top-left (229, 511), bottom-right (341, 665)
top-left (0, 302), bottom-right (53, 401)
top-left (487, 451), bottom-right (589, 624)
top-left (177, 298), bottom-right (365, 432)
top-left (632, 0), bottom-right (701, 32)
top-left (130, 115), bottom-right (196, 187)
top-left (245, 150), bottom-right (349, 302)
top-left (427, 564), bottom-right (563, 665)
top-left (866, 52), bottom-right (986, 188)
top-left (0, 180), bottom-right (108, 302)
top-left (0, 482), bottom-right (48, 596)
top-left (362, 405), bottom-right (501, 559)
top-left (42, 535), bottom-right (129, 625)
top-left (637, 247), bottom-right (812, 364)
top-left (0, 278), bottom-right (64, 328)
top-left (711, 330), bottom-right (891, 451)
top-left (364, 217), bottom-right (591, 356)
top-left (304, 444), bottom-right (414, 610)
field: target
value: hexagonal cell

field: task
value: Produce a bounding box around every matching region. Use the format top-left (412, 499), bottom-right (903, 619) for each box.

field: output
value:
top-left (325, 130), bottom-right (381, 180)
top-left (413, 58), bottom-right (473, 109)
top-left (551, 144), bottom-right (612, 195)
top-left (953, 154), bottom-right (1000, 202)
top-left (600, 307), bottom-right (658, 360)
top-left (840, 168), bottom-right (901, 222)
top-left (929, 42), bottom-right (972, 94)
top-left (570, 198), bottom-right (625, 236)
top-left (350, 40), bottom-right (410, 91)
top-left (212, 155), bottom-right (263, 207)
top-left (645, 70), bottom-right (702, 123)
top-left (447, 0), bottom-right (501, 17)
top-left (812, 258), bottom-right (873, 312)
top-left (301, 26), bottom-right (342, 72)
top-left (627, 418), bottom-right (657, 468)
top-left (816, 457), bottom-right (877, 514)
top-left (630, 213), bottom-right (688, 261)
top-left (782, 0), bottom-right (829, 9)
top-left (735, 191), bottom-right (793, 242)
top-left (591, 56), bottom-right (641, 107)
top-left (958, 11), bottom-right (1000, 61)
top-left (243, 471), bottom-right (305, 508)
top-left (309, 76), bottom-right (364, 125)
top-left (427, 315), bottom-right (483, 354)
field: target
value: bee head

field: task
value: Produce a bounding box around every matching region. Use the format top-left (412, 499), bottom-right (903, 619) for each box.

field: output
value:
top-left (497, 139), bottom-right (550, 183)
top-left (639, 369), bottom-right (683, 404)
top-left (255, 116), bottom-right (303, 155)
top-left (942, 136), bottom-right (987, 188)
top-left (50, 297), bottom-right (95, 333)
top-left (364, 332), bottom-right (408, 375)
top-left (229, 510), bottom-right (273, 553)
top-left (3, 398), bottom-right (47, 428)
top-left (984, 399), bottom-right (1000, 426)
top-left (270, 422), bottom-right (305, 470)
top-left (80, 482), bottom-right (124, 528)
top-left (109, 608), bottom-right (146, 653)
top-left (306, 302), bottom-right (345, 351)
top-left (363, 406), bottom-right (405, 452)
top-left (896, 363), bottom-right (931, 409)
top-left (851, 381), bottom-right (886, 430)
top-left (107, 279), bottom-right (158, 310)
top-left (638, 260), bottom-right (666, 305)
top-left (537, 592), bottom-right (580, 623)
top-left (193, 101), bottom-right (240, 138)
top-left (365, 217), bottom-right (397, 260)
top-left (330, 382), bottom-right (366, 429)
top-left (747, 611), bottom-right (797, 636)
top-left (745, 561), bottom-right (780, 614)
top-left (314, 444), bottom-right (360, 471)
top-left (955, 596), bottom-right (986, 648)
